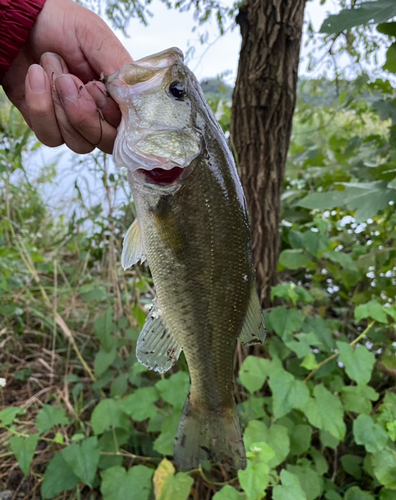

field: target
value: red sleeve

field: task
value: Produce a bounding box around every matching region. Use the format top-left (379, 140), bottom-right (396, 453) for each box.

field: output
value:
top-left (0, 0), bottom-right (47, 81)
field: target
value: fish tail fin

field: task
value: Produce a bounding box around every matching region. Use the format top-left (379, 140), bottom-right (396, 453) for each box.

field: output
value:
top-left (174, 397), bottom-right (246, 470)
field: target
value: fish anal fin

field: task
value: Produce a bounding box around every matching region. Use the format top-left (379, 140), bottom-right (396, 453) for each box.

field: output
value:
top-left (137, 304), bottom-right (181, 373)
top-left (239, 284), bottom-right (266, 347)
top-left (121, 218), bottom-right (146, 270)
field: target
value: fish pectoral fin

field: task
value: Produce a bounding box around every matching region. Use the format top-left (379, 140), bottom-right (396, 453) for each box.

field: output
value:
top-left (137, 303), bottom-right (182, 373)
top-left (121, 218), bottom-right (146, 270)
top-left (239, 284), bottom-right (266, 346)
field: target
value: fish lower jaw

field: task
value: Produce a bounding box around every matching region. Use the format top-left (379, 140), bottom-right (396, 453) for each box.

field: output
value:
top-left (137, 167), bottom-right (184, 186)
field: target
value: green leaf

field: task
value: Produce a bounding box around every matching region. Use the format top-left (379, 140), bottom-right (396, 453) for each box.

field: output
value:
top-left (91, 399), bottom-right (129, 434)
top-left (341, 385), bottom-right (379, 414)
top-left (267, 307), bottom-right (304, 338)
top-left (380, 488), bottom-right (396, 500)
top-left (238, 461), bottom-right (269, 500)
top-left (159, 472), bottom-right (194, 500)
top-left (344, 487), bottom-right (374, 500)
top-left (279, 249), bottom-right (311, 270)
top-left (289, 425), bottom-right (312, 456)
top-left (35, 405), bottom-right (69, 433)
top-left (101, 465), bottom-right (154, 500)
top-left (340, 455), bottom-right (362, 479)
top-left (337, 342), bottom-right (375, 385)
top-left (301, 231), bottom-right (330, 257)
top-left (286, 465), bottom-right (323, 500)
top-left (244, 420), bottom-right (290, 468)
top-left (155, 371), bottom-right (190, 410)
top-left (372, 448), bottom-right (396, 488)
top-left (323, 251), bottom-right (359, 272)
top-left (154, 412), bottom-right (181, 456)
top-left (94, 345), bottom-right (117, 377)
top-left (41, 453), bottom-right (79, 499)
top-left (10, 434), bottom-right (39, 477)
top-left (377, 21), bottom-right (396, 36)
top-left (239, 356), bottom-right (271, 393)
top-left (273, 470), bottom-right (307, 500)
top-left (271, 283), bottom-right (313, 306)
top-left (355, 300), bottom-right (388, 324)
top-left (61, 436), bottom-right (100, 487)
top-left (269, 369), bottom-right (309, 420)
top-left (285, 332), bottom-right (323, 358)
top-left (384, 43), bottom-right (396, 73)
top-left (301, 354), bottom-right (319, 371)
top-left (303, 385), bottom-right (346, 441)
top-left (320, 0), bottom-right (396, 33)
top-left (111, 373), bottom-right (129, 398)
top-left (0, 407), bottom-right (25, 426)
top-left (213, 485), bottom-right (247, 500)
top-left (353, 415), bottom-right (388, 453)
top-left (94, 307), bottom-right (115, 351)
top-left (121, 387), bottom-right (159, 421)
top-left (297, 191), bottom-right (346, 210)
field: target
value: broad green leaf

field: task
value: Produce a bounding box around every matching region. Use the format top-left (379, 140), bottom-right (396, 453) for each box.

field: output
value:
top-left (61, 436), bottom-right (100, 487)
top-left (372, 448), bottom-right (396, 489)
top-left (355, 300), bottom-right (388, 324)
top-left (353, 414), bottom-right (388, 453)
top-left (301, 353), bottom-right (319, 371)
top-left (337, 342), bottom-right (375, 385)
top-left (303, 385), bottom-right (346, 440)
top-left (344, 487), bottom-right (374, 500)
top-left (377, 21), bottom-right (396, 36)
top-left (297, 191), bottom-right (346, 210)
top-left (101, 465), bottom-right (154, 500)
top-left (340, 455), bottom-right (362, 479)
top-left (238, 461), bottom-right (269, 500)
top-left (269, 369), bottom-right (309, 420)
top-left (159, 472), bottom-right (193, 500)
top-left (301, 231), bottom-right (330, 257)
top-left (111, 373), bottom-right (129, 398)
top-left (156, 371), bottom-right (190, 410)
top-left (238, 396), bottom-right (266, 424)
top-left (380, 488), bottom-right (396, 500)
top-left (213, 485), bottom-right (247, 500)
top-left (91, 398), bottom-right (129, 434)
top-left (320, 1), bottom-right (396, 34)
top-left (121, 387), bottom-right (159, 421)
top-left (41, 453), bottom-right (79, 499)
top-left (153, 458), bottom-right (175, 498)
top-left (239, 356), bottom-right (271, 393)
top-left (35, 405), bottom-right (69, 433)
top-left (271, 283), bottom-right (313, 306)
top-left (279, 249), bottom-right (311, 270)
top-left (244, 420), bottom-right (289, 468)
top-left (310, 447), bottom-right (329, 475)
top-left (285, 332), bottom-right (323, 358)
top-left (342, 385), bottom-right (379, 414)
top-left (273, 470), bottom-right (307, 500)
top-left (267, 307), bottom-right (304, 338)
top-left (289, 425), bottom-right (312, 456)
top-left (323, 251), bottom-right (359, 272)
top-left (94, 345), bottom-right (117, 377)
top-left (154, 412), bottom-right (181, 456)
top-left (384, 43), bottom-right (396, 73)
top-left (0, 407), bottom-right (25, 426)
top-left (10, 434), bottom-right (39, 477)
top-left (286, 465), bottom-right (323, 500)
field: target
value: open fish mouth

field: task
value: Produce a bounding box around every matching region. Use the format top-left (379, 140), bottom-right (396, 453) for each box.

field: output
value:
top-left (138, 167), bottom-right (184, 186)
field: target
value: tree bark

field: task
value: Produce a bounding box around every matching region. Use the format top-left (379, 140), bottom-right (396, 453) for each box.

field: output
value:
top-left (231, 0), bottom-right (306, 308)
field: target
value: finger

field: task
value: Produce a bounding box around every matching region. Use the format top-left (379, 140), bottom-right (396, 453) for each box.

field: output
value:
top-left (41, 53), bottom-right (96, 154)
top-left (25, 64), bottom-right (63, 147)
top-left (85, 81), bottom-right (121, 128)
top-left (55, 74), bottom-right (117, 154)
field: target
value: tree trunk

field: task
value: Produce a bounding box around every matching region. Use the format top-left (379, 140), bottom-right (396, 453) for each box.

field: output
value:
top-left (231, 0), bottom-right (306, 308)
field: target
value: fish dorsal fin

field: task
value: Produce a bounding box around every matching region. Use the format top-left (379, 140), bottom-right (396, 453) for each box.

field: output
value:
top-left (137, 303), bottom-right (182, 373)
top-left (239, 284), bottom-right (266, 346)
top-left (121, 218), bottom-right (146, 270)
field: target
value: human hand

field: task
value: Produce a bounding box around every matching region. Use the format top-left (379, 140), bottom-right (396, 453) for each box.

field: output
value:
top-left (1, 0), bottom-right (132, 154)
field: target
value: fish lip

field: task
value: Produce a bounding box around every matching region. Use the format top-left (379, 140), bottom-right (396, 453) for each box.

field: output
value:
top-left (137, 167), bottom-right (184, 186)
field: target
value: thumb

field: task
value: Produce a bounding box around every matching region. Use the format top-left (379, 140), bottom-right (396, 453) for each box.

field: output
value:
top-left (74, 4), bottom-right (133, 76)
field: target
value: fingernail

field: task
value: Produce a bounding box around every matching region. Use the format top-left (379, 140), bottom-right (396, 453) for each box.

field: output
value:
top-left (41, 52), bottom-right (68, 76)
top-left (56, 75), bottom-right (79, 105)
top-left (27, 64), bottom-right (46, 93)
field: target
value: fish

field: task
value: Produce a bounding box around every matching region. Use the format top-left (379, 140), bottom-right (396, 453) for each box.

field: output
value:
top-left (106, 48), bottom-right (265, 470)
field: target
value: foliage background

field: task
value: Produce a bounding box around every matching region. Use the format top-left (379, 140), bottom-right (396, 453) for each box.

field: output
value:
top-left (1, 1), bottom-right (396, 499)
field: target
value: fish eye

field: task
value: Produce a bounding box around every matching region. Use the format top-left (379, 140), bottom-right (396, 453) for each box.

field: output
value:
top-left (169, 81), bottom-right (186, 101)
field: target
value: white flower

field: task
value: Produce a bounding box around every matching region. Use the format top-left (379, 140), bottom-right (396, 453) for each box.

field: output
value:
top-left (0, 378), bottom-right (6, 387)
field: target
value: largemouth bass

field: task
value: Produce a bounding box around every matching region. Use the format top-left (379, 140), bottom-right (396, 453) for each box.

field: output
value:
top-left (106, 48), bottom-right (265, 470)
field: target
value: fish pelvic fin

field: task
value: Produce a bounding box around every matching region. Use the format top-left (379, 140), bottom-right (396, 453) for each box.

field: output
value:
top-left (121, 218), bottom-right (146, 270)
top-left (174, 398), bottom-right (246, 471)
top-left (239, 282), bottom-right (266, 347)
top-left (137, 302), bottom-right (182, 373)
